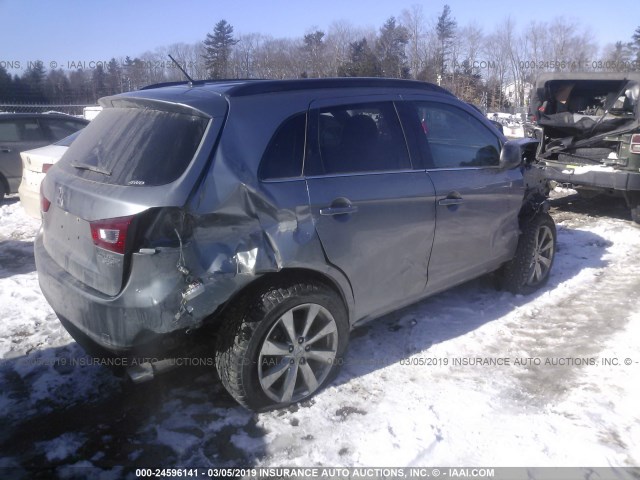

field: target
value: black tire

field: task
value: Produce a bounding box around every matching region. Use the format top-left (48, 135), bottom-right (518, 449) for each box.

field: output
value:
top-left (500, 212), bottom-right (557, 295)
top-left (215, 279), bottom-right (349, 411)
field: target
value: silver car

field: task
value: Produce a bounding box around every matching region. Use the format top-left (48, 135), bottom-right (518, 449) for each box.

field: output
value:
top-left (0, 113), bottom-right (88, 199)
top-left (35, 78), bottom-right (556, 411)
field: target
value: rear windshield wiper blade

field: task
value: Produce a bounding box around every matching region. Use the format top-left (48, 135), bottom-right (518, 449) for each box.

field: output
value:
top-left (70, 162), bottom-right (112, 176)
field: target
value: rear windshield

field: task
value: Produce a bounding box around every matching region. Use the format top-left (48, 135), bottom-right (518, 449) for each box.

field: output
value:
top-left (58, 107), bottom-right (209, 186)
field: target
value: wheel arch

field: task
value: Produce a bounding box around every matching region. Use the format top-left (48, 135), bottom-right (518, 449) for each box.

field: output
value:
top-left (207, 266), bottom-right (355, 331)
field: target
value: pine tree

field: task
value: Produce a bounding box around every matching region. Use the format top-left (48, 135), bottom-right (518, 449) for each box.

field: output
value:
top-left (203, 20), bottom-right (239, 79)
top-left (337, 38), bottom-right (382, 77)
top-left (376, 17), bottom-right (410, 78)
top-left (632, 26), bottom-right (640, 66)
top-left (436, 5), bottom-right (457, 78)
top-left (302, 30), bottom-right (326, 78)
top-left (106, 58), bottom-right (123, 94)
top-left (92, 64), bottom-right (107, 100)
top-left (23, 62), bottom-right (47, 102)
top-left (44, 69), bottom-right (71, 104)
top-left (0, 65), bottom-right (12, 102)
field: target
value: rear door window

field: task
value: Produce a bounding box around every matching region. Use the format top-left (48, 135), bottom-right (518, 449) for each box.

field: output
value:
top-left (307, 101), bottom-right (411, 175)
top-left (0, 121), bottom-right (19, 142)
top-left (57, 107), bottom-right (209, 186)
top-left (0, 119), bottom-right (47, 142)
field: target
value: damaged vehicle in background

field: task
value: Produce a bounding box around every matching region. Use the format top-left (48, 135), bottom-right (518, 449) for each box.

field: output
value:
top-left (36, 78), bottom-right (555, 411)
top-left (532, 73), bottom-right (640, 222)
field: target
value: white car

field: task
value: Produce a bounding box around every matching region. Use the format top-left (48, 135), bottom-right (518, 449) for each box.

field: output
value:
top-left (19, 131), bottom-right (80, 219)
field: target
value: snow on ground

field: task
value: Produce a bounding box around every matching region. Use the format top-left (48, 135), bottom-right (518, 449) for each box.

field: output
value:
top-left (1, 190), bottom-right (639, 477)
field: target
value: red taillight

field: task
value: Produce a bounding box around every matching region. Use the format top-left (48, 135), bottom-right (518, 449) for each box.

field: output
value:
top-left (42, 163), bottom-right (53, 173)
top-left (631, 134), bottom-right (640, 154)
top-left (40, 183), bottom-right (50, 212)
top-left (90, 216), bottom-right (134, 254)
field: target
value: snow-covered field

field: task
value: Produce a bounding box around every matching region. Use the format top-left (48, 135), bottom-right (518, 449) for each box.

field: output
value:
top-left (1, 190), bottom-right (639, 478)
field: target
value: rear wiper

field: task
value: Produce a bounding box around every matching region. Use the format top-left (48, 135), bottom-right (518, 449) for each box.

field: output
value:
top-left (70, 162), bottom-right (112, 176)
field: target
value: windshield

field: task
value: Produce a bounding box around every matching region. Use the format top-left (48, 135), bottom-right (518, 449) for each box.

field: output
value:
top-left (58, 107), bottom-right (209, 186)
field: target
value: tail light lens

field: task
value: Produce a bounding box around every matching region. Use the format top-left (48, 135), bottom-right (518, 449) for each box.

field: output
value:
top-left (42, 163), bottom-right (53, 173)
top-left (90, 216), bottom-right (134, 254)
top-left (631, 134), bottom-right (640, 154)
top-left (40, 183), bottom-right (50, 212)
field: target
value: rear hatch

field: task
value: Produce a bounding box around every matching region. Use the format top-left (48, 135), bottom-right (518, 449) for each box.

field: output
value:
top-left (40, 91), bottom-right (226, 296)
top-left (534, 75), bottom-right (640, 171)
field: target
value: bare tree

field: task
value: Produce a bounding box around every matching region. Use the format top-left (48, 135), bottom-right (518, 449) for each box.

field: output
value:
top-left (253, 37), bottom-right (304, 79)
top-left (400, 5), bottom-right (427, 79)
top-left (231, 33), bottom-right (265, 78)
top-left (483, 27), bottom-right (511, 110)
top-left (454, 23), bottom-right (484, 102)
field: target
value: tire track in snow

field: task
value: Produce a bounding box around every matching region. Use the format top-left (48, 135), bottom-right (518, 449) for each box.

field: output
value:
top-left (463, 215), bottom-right (640, 415)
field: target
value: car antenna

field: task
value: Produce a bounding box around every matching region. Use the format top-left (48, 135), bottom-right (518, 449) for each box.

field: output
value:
top-left (168, 54), bottom-right (195, 87)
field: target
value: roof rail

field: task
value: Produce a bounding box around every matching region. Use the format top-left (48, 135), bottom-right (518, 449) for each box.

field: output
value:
top-left (140, 78), bottom-right (264, 90)
top-left (225, 78), bottom-right (453, 97)
top-left (140, 77), bottom-right (453, 96)
top-left (140, 80), bottom-right (206, 90)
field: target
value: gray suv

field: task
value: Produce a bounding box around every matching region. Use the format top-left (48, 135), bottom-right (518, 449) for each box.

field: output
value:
top-left (35, 78), bottom-right (555, 411)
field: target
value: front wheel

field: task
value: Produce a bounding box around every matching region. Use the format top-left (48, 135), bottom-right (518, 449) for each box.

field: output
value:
top-left (215, 279), bottom-right (349, 411)
top-left (500, 212), bottom-right (557, 294)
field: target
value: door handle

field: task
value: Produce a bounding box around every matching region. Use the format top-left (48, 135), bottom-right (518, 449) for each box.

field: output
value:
top-left (438, 192), bottom-right (464, 206)
top-left (320, 205), bottom-right (359, 216)
top-left (438, 198), bottom-right (464, 206)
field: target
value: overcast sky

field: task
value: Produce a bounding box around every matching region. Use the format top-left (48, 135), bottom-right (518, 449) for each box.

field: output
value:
top-left (1, 0), bottom-right (638, 74)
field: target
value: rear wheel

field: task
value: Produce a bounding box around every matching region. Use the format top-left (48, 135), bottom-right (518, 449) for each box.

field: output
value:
top-left (215, 279), bottom-right (349, 411)
top-left (0, 178), bottom-right (7, 200)
top-left (500, 213), bottom-right (556, 294)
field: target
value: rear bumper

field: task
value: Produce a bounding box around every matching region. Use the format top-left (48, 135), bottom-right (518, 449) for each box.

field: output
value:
top-left (543, 163), bottom-right (640, 192)
top-left (35, 233), bottom-right (242, 356)
top-left (18, 181), bottom-right (41, 219)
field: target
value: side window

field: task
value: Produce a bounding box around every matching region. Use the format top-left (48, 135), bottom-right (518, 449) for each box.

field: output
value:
top-left (312, 101), bottom-right (410, 175)
top-left (259, 113), bottom-right (306, 180)
top-left (20, 120), bottom-right (48, 142)
top-left (412, 102), bottom-right (501, 169)
top-left (0, 121), bottom-right (20, 142)
top-left (42, 119), bottom-right (85, 141)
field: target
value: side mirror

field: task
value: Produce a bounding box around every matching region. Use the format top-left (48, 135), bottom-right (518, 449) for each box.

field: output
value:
top-left (500, 138), bottom-right (538, 170)
top-left (500, 140), bottom-right (524, 170)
